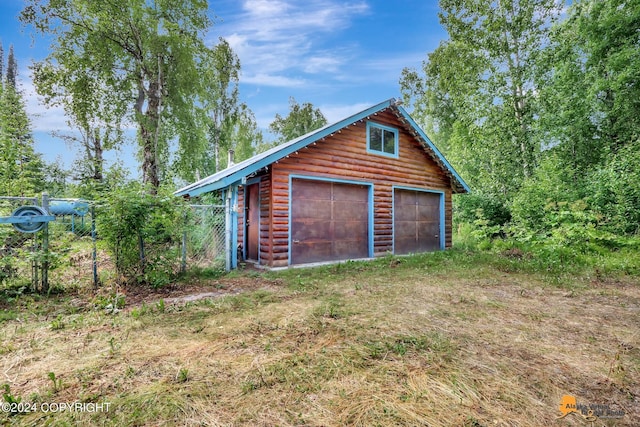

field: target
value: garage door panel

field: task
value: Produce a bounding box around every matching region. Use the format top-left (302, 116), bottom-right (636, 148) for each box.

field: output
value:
top-left (395, 237), bottom-right (416, 255)
top-left (394, 189), bottom-right (441, 255)
top-left (395, 206), bottom-right (416, 221)
top-left (395, 221), bottom-right (416, 238)
top-left (396, 190), bottom-right (415, 206)
top-left (334, 201), bottom-right (368, 221)
top-left (334, 220), bottom-right (368, 240)
top-left (292, 200), bottom-right (332, 220)
top-left (417, 221), bottom-right (439, 236)
top-left (292, 220), bottom-right (331, 241)
top-left (332, 184), bottom-right (366, 201)
top-left (293, 242), bottom-right (333, 263)
top-left (417, 204), bottom-right (439, 221)
top-left (292, 179), bottom-right (332, 200)
top-left (291, 179), bottom-right (369, 265)
top-left (417, 192), bottom-right (439, 205)
top-left (333, 241), bottom-right (368, 259)
top-left (418, 222), bottom-right (440, 251)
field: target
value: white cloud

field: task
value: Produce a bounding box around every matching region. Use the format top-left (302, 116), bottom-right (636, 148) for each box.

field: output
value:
top-left (242, 72), bottom-right (307, 87)
top-left (20, 71), bottom-right (69, 133)
top-left (320, 102), bottom-right (375, 124)
top-left (219, 0), bottom-right (369, 88)
top-left (303, 55), bottom-right (342, 74)
top-left (244, 0), bottom-right (290, 17)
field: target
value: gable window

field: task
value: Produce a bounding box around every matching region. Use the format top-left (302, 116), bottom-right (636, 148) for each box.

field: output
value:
top-left (367, 122), bottom-right (398, 158)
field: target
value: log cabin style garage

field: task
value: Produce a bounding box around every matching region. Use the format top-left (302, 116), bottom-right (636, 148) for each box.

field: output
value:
top-left (175, 98), bottom-right (469, 270)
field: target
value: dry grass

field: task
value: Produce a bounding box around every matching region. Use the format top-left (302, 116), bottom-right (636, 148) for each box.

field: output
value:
top-left (1, 251), bottom-right (639, 426)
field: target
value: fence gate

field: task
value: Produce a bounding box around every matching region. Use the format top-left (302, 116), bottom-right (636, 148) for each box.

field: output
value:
top-left (1, 196), bottom-right (227, 293)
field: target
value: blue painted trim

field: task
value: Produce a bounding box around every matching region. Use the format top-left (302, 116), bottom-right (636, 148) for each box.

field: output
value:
top-left (366, 121), bottom-right (399, 159)
top-left (0, 215), bottom-right (56, 224)
top-left (230, 185), bottom-right (239, 269)
top-left (175, 98), bottom-right (470, 198)
top-left (396, 106), bottom-right (471, 193)
top-left (392, 186), bottom-right (446, 251)
top-left (288, 174), bottom-right (375, 265)
top-left (175, 99), bottom-right (396, 197)
top-left (245, 177), bottom-right (261, 185)
top-left (185, 177), bottom-right (242, 198)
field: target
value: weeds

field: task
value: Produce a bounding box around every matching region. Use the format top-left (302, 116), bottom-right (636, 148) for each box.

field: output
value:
top-left (108, 336), bottom-right (120, 356)
top-left (47, 372), bottom-right (63, 394)
top-left (155, 299), bottom-right (165, 313)
top-left (1, 384), bottom-right (24, 416)
top-left (93, 292), bottom-right (126, 314)
top-left (2, 384), bottom-right (21, 405)
top-left (175, 368), bottom-right (189, 383)
top-left (50, 314), bottom-right (65, 330)
top-left (0, 247), bottom-right (638, 426)
top-left (363, 332), bottom-right (456, 363)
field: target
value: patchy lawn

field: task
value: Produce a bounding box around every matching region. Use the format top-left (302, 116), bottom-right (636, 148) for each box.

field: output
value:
top-left (1, 250), bottom-right (639, 426)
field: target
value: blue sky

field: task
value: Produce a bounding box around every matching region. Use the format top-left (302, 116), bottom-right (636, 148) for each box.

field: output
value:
top-left (0, 0), bottom-right (446, 175)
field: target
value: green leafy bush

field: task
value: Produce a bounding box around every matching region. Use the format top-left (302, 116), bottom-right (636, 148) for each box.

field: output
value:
top-left (454, 192), bottom-right (511, 228)
top-left (589, 141), bottom-right (640, 235)
top-left (97, 183), bottom-right (188, 287)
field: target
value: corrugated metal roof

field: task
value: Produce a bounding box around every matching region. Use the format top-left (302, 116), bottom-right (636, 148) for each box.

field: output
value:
top-left (175, 98), bottom-right (470, 197)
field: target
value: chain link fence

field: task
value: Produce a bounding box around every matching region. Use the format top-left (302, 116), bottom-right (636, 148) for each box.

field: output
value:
top-left (182, 204), bottom-right (226, 271)
top-left (47, 198), bottom-right (100, 290)
top-left (0, 196), bottom-right (44, 292)
top-left (0, 195), bottom-right (226, 293)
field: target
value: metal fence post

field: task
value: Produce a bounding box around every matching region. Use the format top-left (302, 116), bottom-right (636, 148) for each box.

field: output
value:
top-left (41, 193), bottom-right (50, 293)
top-left (91, 204), bottom-right (98, 288)
top-left (181, 210), bottom-right (188, 274)
top-left (225, 191), bottom-right (231, 272)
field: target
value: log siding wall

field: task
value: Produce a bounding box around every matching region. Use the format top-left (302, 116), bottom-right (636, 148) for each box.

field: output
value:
top-left (239, 110), bottom-right (453, 268)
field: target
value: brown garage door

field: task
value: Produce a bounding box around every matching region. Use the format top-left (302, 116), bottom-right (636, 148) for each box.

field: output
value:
top-left (394, 189), bottom-right (441, 254)
top-left (291, 179), bottom-right (369, 265)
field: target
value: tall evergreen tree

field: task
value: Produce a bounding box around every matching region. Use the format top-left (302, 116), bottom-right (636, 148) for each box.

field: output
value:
top-left (0, 44), bottom-right (45, 196)
top-left (6, 45), bottom-right (17, 89)
top-left (0, 44), bottom-right (4, 84)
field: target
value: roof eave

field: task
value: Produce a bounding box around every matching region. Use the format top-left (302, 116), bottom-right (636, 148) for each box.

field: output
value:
top-left (175, 98), bottom-right (397, 198)
top-left (393, 105), bottom-right (471, 194)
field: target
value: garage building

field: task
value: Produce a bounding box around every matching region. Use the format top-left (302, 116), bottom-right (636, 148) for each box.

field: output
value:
top-left (175, 98), bottom-right (469, 269)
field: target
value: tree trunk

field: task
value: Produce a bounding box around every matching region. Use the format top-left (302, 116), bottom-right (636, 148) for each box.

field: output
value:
top-left (93, 130), bottom-right (104, 182)
top-left (136, 77), bottom-right (161, 193)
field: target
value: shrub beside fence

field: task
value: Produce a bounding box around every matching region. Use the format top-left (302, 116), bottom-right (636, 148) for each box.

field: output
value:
top-left (0, 193), bottom-right (226, 293)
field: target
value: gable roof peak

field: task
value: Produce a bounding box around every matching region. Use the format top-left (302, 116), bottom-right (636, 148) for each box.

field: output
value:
top-left (175, 98), bottom-right (469, 197)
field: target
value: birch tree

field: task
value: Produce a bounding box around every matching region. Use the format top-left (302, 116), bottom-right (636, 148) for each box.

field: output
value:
top-left (21, 0), bottom-right (221, 193)
top-left (269, 98), bottom-right (327, 144)
top-left (401, 0), bottom-right (562, 195)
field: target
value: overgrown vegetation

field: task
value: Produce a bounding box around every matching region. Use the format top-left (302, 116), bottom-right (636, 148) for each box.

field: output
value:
top-left (97, 183), bottom-right (189, 287)
top-left (0, 248), bottom-right (638, 426)
top-left (0, 1), bottom-right (638, 423)
top-left (402, 0), bottom-right (640, 256)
